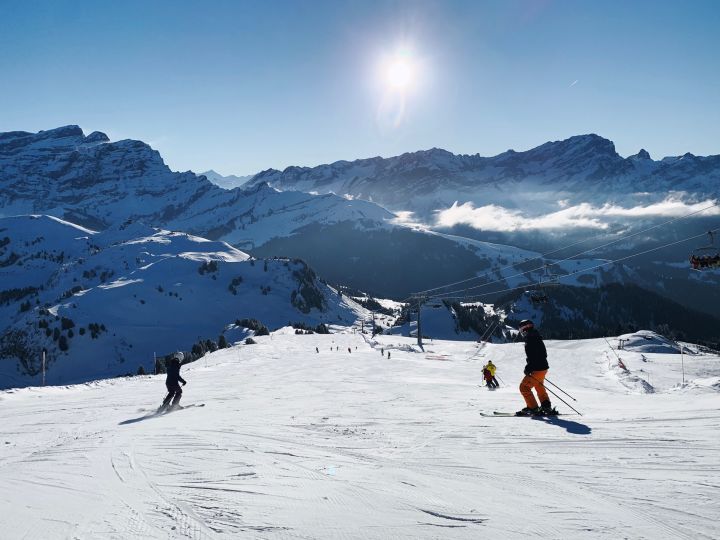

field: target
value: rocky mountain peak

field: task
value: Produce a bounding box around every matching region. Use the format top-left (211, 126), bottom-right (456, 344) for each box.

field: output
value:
top-left (85, 131), bottom-right (110, 144)
top-left (40, 125), bottom-right (84, 139)
top-left (561, 133), bottom-right (618, 156)
top-left (629, 149), bottom-right (652, 161)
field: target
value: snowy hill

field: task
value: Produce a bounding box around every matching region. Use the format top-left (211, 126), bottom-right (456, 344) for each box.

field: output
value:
top-left (388, 300), bottom-right (502, 342)
top-left (247, 134), bottom-right (720, 220)
top-left (0, 215), bottom-right (368, 388)
top-left (1, 330), bottom-right (718, 538)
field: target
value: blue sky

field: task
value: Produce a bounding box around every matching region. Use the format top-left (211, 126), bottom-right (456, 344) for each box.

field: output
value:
top-left (1, 0), bottom-right (718, 175)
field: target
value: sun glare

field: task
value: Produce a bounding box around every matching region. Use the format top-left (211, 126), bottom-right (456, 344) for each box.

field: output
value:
top-left (386, 57), bottom-right (414, 90)
top-left (375, 46), bottom-right (422, 130)
top-left (380, 47), bottom-right (417, 93)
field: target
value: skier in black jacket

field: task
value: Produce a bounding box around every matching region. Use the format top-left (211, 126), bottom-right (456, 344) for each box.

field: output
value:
top-left (516, 320), bottom-right (555, 416)
top-left (159, 352), bottom-right (187, 412)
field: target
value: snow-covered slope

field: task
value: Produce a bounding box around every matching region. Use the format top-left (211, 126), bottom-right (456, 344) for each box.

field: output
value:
top-left (388, 300), bottom-right (496, 342)
top-left (0, 331), bottom-right (717, 538)
top-left (0, 215), bottom-right (368, 388)
top-left (247, 134), bottom-right (720, 219)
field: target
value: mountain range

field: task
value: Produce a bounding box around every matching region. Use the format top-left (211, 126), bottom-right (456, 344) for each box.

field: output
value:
top-left (1, 125), bottom-right (719, 387)
top-left (1, 125), bottom-right (593, 297)
top-left (246, 134), bottom-right (720, 220)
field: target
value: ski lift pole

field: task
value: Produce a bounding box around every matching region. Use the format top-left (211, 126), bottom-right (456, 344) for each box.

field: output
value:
top-left (603, 338), bottom-right (622, 362)
top-left (527, 374), bottom-right (583, 416)
top-left (543, 378), bottom-right (578, 402)
top-left (414, 295), bottom-right (425, 349)
top-left (680, 342), bottom-right (685, 385)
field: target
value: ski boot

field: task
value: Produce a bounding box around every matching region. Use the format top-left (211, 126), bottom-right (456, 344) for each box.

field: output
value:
top-left (167, 399), bottom-right (183, 412)
top-left (515, 406), bottom-right (542, 416)
top-left (540, 400), bottom-right (559, 416)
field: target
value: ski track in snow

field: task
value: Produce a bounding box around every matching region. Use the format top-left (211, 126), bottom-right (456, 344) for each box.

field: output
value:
top-left (1, 333), bottom-right (719, 539)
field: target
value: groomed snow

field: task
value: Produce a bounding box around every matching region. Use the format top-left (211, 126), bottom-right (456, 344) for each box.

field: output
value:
top-left (1, 331), bottom-right (718, 539)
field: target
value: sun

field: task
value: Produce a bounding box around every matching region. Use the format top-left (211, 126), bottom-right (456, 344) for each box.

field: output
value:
top-left (381, 50), bottom-right (417, 92)
top-left (374, 46), bottom-right (422, 129)
top-left (386, 56), bottom-right (414, 91)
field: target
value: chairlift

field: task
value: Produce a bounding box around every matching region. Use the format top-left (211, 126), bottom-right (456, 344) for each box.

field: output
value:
top-left (526, 288), bottom-right (548, 304)
top-left (540, 263), bottom-right (560, 287)
top-left (525, 264), bottom-right (558, 304)
top-left (689, 231), bottom-right (720, 270)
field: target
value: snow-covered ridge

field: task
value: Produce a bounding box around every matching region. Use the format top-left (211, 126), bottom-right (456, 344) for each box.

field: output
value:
top-left (246, 133), bottom-right (720, 219)
top-left (0, 125), bottom-right (395, 245)
top-left (0, 215), bottom-right (368, 388)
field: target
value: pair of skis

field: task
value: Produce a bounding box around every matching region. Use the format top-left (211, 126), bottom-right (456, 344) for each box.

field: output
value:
top-left (480, 411), bottom-right (567, 417)
top-left (156, 403), bottom-right (205, 415)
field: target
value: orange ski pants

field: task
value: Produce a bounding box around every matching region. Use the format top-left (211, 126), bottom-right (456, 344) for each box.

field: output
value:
top-left (520, 369), bottom-right (549, 408)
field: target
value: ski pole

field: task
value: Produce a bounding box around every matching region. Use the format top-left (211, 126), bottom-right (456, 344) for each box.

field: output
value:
top-left (543, 378), bottom-right (577, 402)
top-left (496, 375), bottom-right (505, 386)
top-left (528, 374), bottom-right (583, 416)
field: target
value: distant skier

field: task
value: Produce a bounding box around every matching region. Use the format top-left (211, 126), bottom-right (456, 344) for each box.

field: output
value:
top-left (482, 366), bottom-right (495, 389)
top-left (486, 360), bottom-right (499, 388)
top-left (159, 352), bottom-right (187, 412)
top-left (482, 361), bottom-right (498, 388)
top-left (316, 347), bottom-right (319, 353)
top-left (516, 320), bottom-right (556, 416)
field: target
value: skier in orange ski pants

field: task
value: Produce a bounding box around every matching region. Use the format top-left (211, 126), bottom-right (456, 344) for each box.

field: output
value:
top-left (516, 319), bottom-right (555, 415)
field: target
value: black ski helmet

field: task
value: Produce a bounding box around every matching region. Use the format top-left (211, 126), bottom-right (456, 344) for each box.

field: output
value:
top-left (518, 320), bottom-right (534, 332)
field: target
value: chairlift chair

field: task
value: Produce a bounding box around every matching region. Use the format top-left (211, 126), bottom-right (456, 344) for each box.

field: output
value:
top-left (541, 263), bottom-right (560, 287)
top-left (689, 231), bottom-right (720, 270)
top-left (526, 288), bottom-right (548, 304)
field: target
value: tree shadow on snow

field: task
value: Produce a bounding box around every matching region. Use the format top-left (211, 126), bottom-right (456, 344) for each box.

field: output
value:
top-left (532, 416), bottom-right (591, 435)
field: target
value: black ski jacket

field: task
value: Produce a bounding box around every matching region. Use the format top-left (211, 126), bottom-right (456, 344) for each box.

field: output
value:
top-left (166, 363), bottom-right (186, 386)
top-left (524, 328), bottom-right (549, 373)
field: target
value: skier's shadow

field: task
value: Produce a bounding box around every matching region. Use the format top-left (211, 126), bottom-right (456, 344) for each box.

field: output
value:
top-left (532, 416), bottom-right (591, 435)
top-left (119, 413), bottom-right (157, 425)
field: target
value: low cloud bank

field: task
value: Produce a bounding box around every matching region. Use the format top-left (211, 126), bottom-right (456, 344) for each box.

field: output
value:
top-left (435, 198), bottom-right (719, 232)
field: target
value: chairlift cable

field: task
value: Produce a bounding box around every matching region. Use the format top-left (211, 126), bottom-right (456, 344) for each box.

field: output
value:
top-left (412, 201), bottom-right (719, 298)
top-left (421, 204), bottom-right (720, 300)
top-left (433, 226), bottom-right (720, 302)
